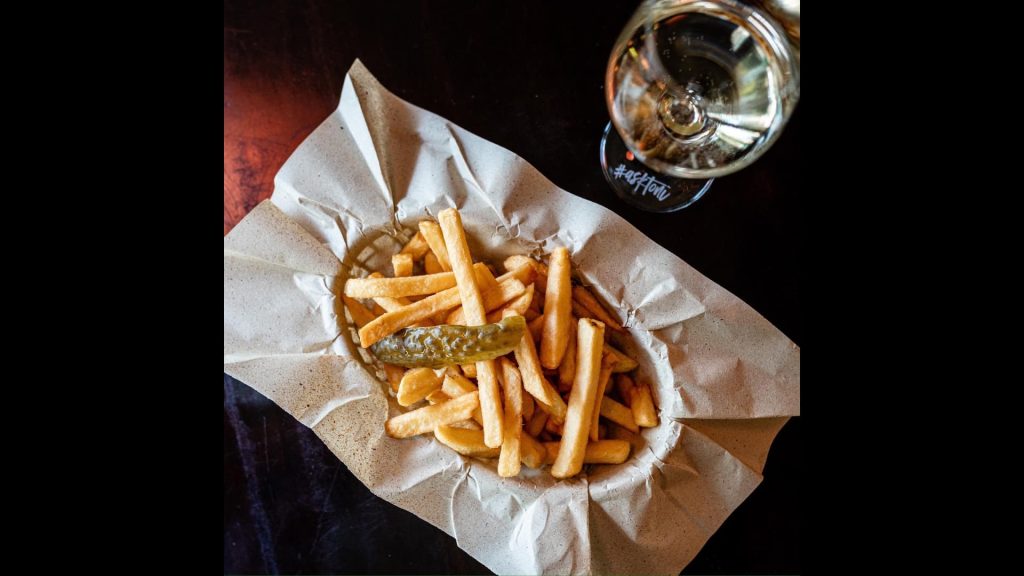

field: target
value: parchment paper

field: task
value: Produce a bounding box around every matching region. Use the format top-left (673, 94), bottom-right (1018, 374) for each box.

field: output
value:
top-left (223, 59), bottom-right (800, 575)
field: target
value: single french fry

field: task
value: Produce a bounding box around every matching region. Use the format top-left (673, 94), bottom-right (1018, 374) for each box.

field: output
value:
top-left (572, 300), bottom-right (598, 323)
top-left (397, 367), bottom-right (443, 407)
top-left (434, 425), bottom-right (500, 458)
top-left (590, 365), bottom-right (613, 442)
top-left (498, 358), bottom-right (523, 477)
top-left (366, 272), bottom-right (415, 313)
top-left (357, 263), bottom-right (487, 347)
top-left (385, 391), bottom-right (479, 438)
top-left (600, 396), bottom-right (639, 432)
top-left (604, 343), bottom-right (639, 373)
top-left (557, 318), bottom-right (577, 393)
top-left (424, 251), bottom-right (443, 274)
top-left (542, 440), bottom-right (630, 466)
top-left (460, 363), bottom-right (477, 378)
top-left (444, 279), bottom-right (528, 325)
top-left (522, 388), bottom-right (535, 421)
top-left (551, 318), bottom-right (605, 478)
top-left (382, 364), bottom-right (405, 393)
top-left (572, 285), bottom-right (623, 331)
top-left (392, 253), bottom-right (414, 277)
top-left (344, 271), bottom-right (459, 299)
top-left (541, 247), bottom-right (572, 369)
top-left (439, 208), bottom-right (504, 448)
top-left (504, 255), bottom-right (548, 288)
top-left (486, 283), bottom-right (533, 323)
top-left (399, 231), bottom-right (430, 260)
top-left (442, 373), bottom-right (484, 426)
top-left (425, 389), bottom-right (451, 405)
top-left (519, 432), bottom-right (546, 469)
top-left (419, 221), bottom-right (452, 271)
top-left (528, 314), bottom-right (545, 343)
top-left (615, 373), bottom-right (635, 406)
top-left (526, 410), bottom-right (547, 438)
top-left (342, 295), bottom-right (378, 329)
top-left (496, 261), bottom-right (537, 288)
top-left (631, 383), bottom-right (658, 428)
top-left (450, 419), bottom-right (483, 430)
top-left (503, 309), bottom-right (567, 424)
top-left (545, 416), bottom-right (563, 436)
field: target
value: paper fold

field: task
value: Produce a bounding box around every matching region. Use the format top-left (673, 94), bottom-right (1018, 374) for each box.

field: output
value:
top-left (224, 59), bottom-right (799, 575)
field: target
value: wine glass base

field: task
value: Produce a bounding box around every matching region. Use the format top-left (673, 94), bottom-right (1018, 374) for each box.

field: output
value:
top-left (599, 122), bottom-right (713, 212)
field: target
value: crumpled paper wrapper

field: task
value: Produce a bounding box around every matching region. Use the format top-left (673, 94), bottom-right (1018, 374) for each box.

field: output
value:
top-left (224, 60), bottom-right (800, 575)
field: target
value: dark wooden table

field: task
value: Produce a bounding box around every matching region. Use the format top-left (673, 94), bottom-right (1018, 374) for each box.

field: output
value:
top-left (224, 1), bottom-right (801, 573)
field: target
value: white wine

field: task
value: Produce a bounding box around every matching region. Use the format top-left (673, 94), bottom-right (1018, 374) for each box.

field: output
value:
top-left (605, 0), bottom-right (798, 179)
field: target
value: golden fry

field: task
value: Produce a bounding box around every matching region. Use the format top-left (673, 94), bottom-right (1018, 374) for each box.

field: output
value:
top-left (590, 364), bottom-right (613, 442)
top-left (419, 220), bottom-right (452, 271)
top-left (542, 440), bottom-right (630, 466)
top-left (519, 432), bottom-right (546, 469)
top-left (344, 271), bottom-right (458, 299)
top-left (460, 363), bottom-right (477, 378)
top-left (425, 389), bottom-right (451, 405)
top-left (424, 251), bottom-right (443, 274)
top-left (498, 358), bottom-right (523, 477)
top-left (399, 231), bottom-right (430, 260)
top-left (442, 373), bottom-right (484, 426)
top-left (631, 382), bottom-right (658, 428)
top-left (557, 317), bottom-right (577, 393)
top-left (525, 410), bottom-right (548, 437)
top-left (504, 255), bottom-right (548, 288)
top-left (397, 367), bottom-right (443, 407)
top-left (522, 388), bottom-right (535, 421)
top-left (385, 391), bottom-right (479, 438)
top-left (541, 247), bottom-right (572, 369)
top-left (600, 396), bottom-right (639, 432)
top-left (438, 208), bottom-right (504, 448)
top-left (392, 253), bottom-right (414, 277)
top-left (356, 263), bottom-right (487, 347)
top-left (505, 309), bottom-right (567, 423)
top-left (572, 285), bottom-right (624, 331)
top-left (382, 363), bottom-right (405, 394)
top-left (604, 343), bottom-right (639, 373)
top-left (445, 279), bottom-right (529, 325)
top-left (342, 295), bottom-right (378, 329)
top-left (528, 314), bottom-right (545, 343)
top-left (614, 373), bottom-right (635, 406)
top-left (551, 318), bottom-right (605, 478)
top-left (434, 425), bottom-right (500, 458)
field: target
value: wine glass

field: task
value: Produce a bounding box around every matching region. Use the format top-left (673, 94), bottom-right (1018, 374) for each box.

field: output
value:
top-left (600, 0), bottom-right (800, 212)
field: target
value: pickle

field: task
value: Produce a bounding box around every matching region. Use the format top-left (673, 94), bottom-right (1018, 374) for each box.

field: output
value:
top-left (370, 316), bottom-right (526, 368)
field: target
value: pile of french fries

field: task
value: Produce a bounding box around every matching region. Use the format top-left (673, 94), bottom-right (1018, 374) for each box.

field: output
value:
top-left (342, 208), bottom-right (658, 479)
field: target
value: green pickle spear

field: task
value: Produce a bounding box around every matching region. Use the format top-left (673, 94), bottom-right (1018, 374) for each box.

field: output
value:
top-left (370, 316), bottom-right (526, 369)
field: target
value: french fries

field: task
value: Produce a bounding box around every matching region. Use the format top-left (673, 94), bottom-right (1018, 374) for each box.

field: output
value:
top-left (541, 247), bottom-right (572, 369)
top-left (631, 382), bottom-right (659, 428)
top-left (551, 318), bottom-right (605, 478)
top-left (439, 208), bottom-right (504, 448)
top-left (350, 208), bottom-right (655, 480)
top-left (572, 285), bottom-right (624, 331)
top-left (419, 221), bottom-right (452, 271)
top-left (385, 391), bottom-right (480, 438)
top-left (498, 358), bottom-right (523, 477)
top-left (399, 231), bottom-right (430, 259)
top-left (397, 367), bottom-right (442, 407)
top-left (344, 271), bottom-right (459, 299)
top-left (392, 253), bottom-right (414, 277)
top-left (435, 426), bottom-right (500, 458)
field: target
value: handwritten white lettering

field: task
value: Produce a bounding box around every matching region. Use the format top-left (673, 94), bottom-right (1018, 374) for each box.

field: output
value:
top-left (611, 164), bottom-right (671, 201)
